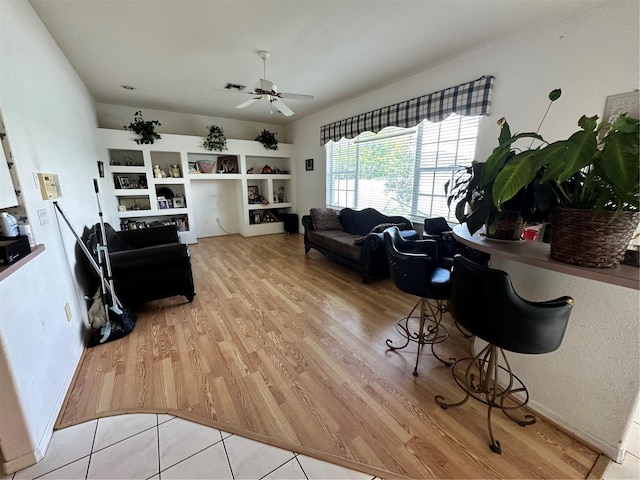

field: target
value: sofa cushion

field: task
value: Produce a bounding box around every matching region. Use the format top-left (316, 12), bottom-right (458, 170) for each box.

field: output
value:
top-left (310, 208), bottom-right (342, 231)
top-left (307, 230), bottom-right (362, 262)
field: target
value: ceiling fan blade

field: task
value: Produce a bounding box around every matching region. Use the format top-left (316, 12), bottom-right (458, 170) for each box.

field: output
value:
top-left (278, 92), bottom-right (316, 101)
top-left (236, 98), bottom-right (260, 109)
top-left (271, 97), bottom-right (294, 117)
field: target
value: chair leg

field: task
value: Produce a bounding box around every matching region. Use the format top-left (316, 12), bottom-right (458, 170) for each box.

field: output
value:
top-left (386, 298), bottom-right (453, 376)
top-left (435, 343), bottom-right (535, 454)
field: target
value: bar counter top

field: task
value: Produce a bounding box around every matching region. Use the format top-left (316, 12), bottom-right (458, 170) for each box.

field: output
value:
top-left (452, 224), bottom-right (639, 290)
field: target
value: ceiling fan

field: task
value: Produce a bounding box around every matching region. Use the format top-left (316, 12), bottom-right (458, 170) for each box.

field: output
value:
top-left (227, 51), bottom-right (315, 117)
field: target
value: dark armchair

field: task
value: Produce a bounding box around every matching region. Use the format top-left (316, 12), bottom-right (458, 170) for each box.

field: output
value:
top-left (90, 224), bottom-right (195, 307)
top-left (423, 217), bottom-right (490, 267)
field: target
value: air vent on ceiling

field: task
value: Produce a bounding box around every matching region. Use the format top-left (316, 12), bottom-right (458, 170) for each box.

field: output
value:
top-left (224, 82), bottom-right (246, 91)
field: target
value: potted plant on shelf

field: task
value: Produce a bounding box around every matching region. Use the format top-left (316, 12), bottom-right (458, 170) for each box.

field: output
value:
top-left (255, 129), bottom-right (278, 150)
top-left (490, 94), bottom-right (639, 268)
top-left (124, 111), bottom-right (161, 145)
top-left (203, 124), bottom-right (227, 151)
top-left (445, 117), bottom-right (552, 240)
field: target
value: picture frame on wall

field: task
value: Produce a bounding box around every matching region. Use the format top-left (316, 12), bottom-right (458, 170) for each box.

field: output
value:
top-left (305, 158), bottom-right (314, 171)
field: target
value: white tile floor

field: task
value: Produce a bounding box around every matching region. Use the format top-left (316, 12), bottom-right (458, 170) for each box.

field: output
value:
top-left (2, 414), bottom-right (375, 480)
top-left (3, 409), bottom-right (639, 479)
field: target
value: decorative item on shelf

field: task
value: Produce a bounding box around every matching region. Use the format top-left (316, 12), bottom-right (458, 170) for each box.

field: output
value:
top-left (248, 185), bottom-right (259, 204)
top-left (138, 175), bottom-right (147, 188)
top-left (158, 198), bottom-right (169, 209)
top-left (118, 205), bottom-right (127, 212)
top-left (277, 186), bottom-right (286, 203)
top-left (264, 211), bottom-right (280, 222)
top-left (117, 176), bottom-right (131, 189)
top-left (260, 196), bottom-right (270, 206)
top-left (261, 164), bottom-right (272, 174)
top-left (170, 164), bottom-right (181, 178)
top-left (255, 129), bottom-right (278, 150)
top-left (153, 165), bottom-right (166, 178)
top-left (253, 212), bottom-right (262, 224)
top-left (487, 89), bottom-right (639, 268)
top-left (217, 156), bottom-right (238, 173)
top-left (197, 160), bottom-right (215, 173)
top-left (202, 124), bottom-right (227, 151)
top-left (188, 161), bottom-right (199, 174)
top-left (123, 111), bottom-right (161, 145)
top-left (247, 167), bottom-right (254, 174)
top-left (157, 187), bottom-right (174, 200)
top-left (173, 195), bottom-right (185, 208)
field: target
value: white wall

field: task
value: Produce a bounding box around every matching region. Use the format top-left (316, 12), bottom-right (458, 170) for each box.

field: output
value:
top-left (97, 103), bottom-right (288, 143)
top-left (288, 0), bottom-right (639, 460)
top-left (0, 1), bottom-right (104, 473)
top-left (288, 0), bottom-right (640, 224)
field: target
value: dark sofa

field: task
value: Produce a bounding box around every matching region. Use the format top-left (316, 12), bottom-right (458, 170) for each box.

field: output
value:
top-left (302, 207), bottom-right (418, 282)
top-left (89, 224), bottom-right (196, 307)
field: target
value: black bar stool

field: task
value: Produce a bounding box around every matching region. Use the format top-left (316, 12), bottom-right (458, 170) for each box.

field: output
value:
top-left (383, 226), bottom-right (453, 375)
top-left (435, 254), bottom-right (574, 454)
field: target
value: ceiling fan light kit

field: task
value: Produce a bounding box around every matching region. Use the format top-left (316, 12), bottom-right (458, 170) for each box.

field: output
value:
top-left (226, 51), bottom-right (315, 117)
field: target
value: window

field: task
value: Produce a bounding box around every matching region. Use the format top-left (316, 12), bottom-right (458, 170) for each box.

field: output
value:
top-left (325, 114), bottom-right (481, 222)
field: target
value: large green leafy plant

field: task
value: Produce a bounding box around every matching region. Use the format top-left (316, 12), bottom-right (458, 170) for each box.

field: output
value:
top-left (491, 95), bottom-right (639, 216)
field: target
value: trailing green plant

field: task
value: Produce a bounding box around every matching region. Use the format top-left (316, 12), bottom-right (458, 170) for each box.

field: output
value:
top-left (255, 129), bottom-right (278, 150)
top-left (445, 121), bottom-right (552, 235)
top-left (490, 98), bottom-right (639, 217)
top-left (124, 111), bottom-right (161, 145)
top-left (203, 124), bottom-right (227, 151)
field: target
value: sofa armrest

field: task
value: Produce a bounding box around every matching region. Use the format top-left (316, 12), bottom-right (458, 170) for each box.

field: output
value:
top-left (117, 225), bottom-right (180, 249)
top-left (301, 215), bottom-right (314, 231)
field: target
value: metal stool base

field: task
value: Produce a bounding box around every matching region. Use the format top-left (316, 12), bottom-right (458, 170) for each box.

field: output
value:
top-left (386, 298), bottom-right (454, 375)
top-left (435, 343), bottom-right (535, 454)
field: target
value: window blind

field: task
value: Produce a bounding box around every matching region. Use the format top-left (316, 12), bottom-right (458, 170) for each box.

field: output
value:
top-left (326, 114), bottom-right (480, 222)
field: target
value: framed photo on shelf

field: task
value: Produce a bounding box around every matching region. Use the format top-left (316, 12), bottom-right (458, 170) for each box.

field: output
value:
top-left (117, 176), bottom-right (130, 189)
top-left (173, 196), bottom-right (185, 208)
top-left (188, 161), bottom-right (200, 174)
top-left (217, 156), bottom-right (238, 174)
top-left (248, 185), bottom-right (259, 203)
top-left (158, 199), bottom-right (169, 209)
top-left (305, 158), bottom-right (314, 171)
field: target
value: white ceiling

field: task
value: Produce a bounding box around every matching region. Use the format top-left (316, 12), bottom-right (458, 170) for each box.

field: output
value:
top-left (29, 0), bottom-right (600, 125)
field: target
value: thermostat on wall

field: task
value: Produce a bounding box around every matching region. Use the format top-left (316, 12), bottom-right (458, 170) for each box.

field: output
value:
top-left (36, 173), bottom-right (61, 200)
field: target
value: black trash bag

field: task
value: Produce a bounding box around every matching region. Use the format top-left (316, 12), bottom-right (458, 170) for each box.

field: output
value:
top-left (88, 308), bottom-right (137, 347)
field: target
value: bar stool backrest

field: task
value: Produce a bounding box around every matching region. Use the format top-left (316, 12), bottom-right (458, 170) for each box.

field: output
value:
top-left (450, 254), bottom-right (573, 354)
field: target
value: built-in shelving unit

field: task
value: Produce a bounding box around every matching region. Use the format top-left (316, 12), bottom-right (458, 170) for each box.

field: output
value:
top-left (98, 129), bottom-right (295, 242)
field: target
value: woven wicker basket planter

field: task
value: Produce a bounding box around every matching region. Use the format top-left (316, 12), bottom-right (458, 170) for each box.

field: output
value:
top-left (486, 210), bottom-right (524, 241)
top-left (550, 208), bottom-right (640, 268)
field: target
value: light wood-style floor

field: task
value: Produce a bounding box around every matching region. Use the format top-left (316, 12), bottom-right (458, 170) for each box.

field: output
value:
top-left (57, 233), bottom-right (601, 479)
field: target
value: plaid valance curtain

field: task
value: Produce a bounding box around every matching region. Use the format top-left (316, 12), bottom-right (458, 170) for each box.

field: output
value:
top-left (320, 75), bottom-right (494, 145)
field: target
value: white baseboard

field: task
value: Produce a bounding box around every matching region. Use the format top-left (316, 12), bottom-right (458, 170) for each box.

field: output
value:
top-left (527, 398), bottom-right (624, 463)
top-left (2, 343), bottom-right (85, 475)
